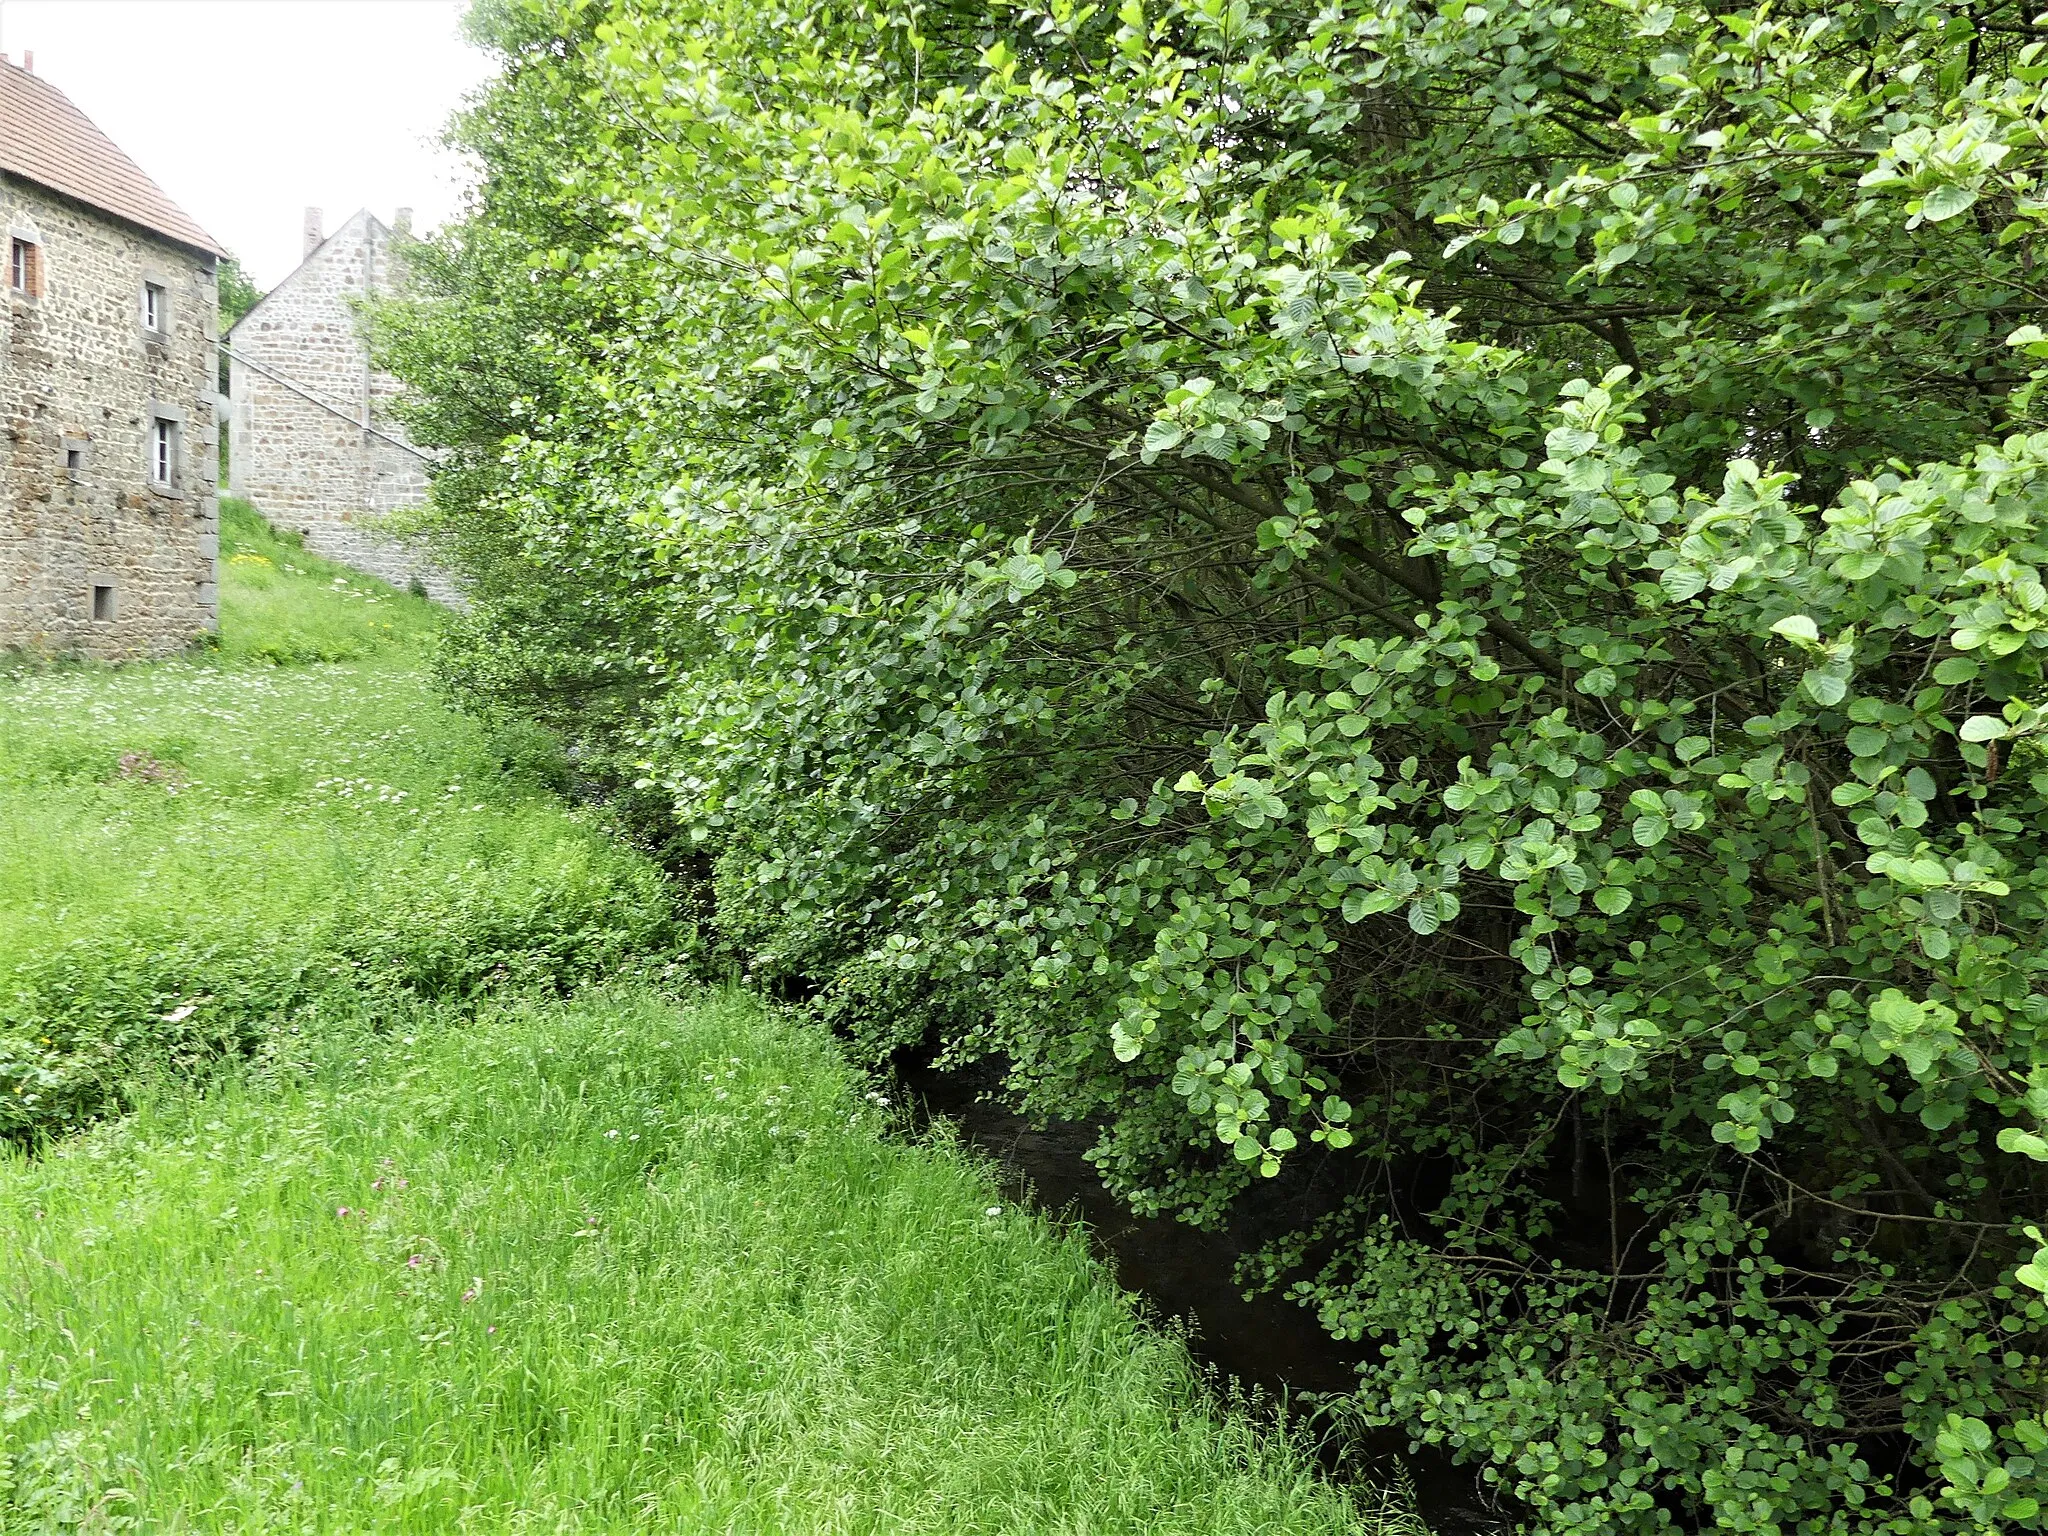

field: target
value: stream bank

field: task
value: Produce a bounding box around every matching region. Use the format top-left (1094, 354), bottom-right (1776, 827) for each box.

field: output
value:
top-left (900, 1056), bottom-right (1507, 1535)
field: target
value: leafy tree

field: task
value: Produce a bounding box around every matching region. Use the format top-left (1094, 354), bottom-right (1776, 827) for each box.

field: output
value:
top-left (216, 253), bottom-right (263, 402)
top-left (383, 0), bottom-right (2048, 1527)
top-left (217, 254), bottom-right (261, 332)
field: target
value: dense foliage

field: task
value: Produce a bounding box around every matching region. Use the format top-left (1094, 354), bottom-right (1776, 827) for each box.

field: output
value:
top-left (384, 0), bottom-right (2048, 1526)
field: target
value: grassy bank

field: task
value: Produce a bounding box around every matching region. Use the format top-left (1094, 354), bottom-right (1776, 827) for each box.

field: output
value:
top-left (0, 501), bottom-right (675, 1138)
top-left (211, 496), bottom-right (438, 666)
top-left (0, 989), bottom-right (1388, 1532)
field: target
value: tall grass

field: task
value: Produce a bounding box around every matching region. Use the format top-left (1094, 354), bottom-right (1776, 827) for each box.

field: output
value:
top-left (0, 990), bottom-right (1395, 1533)
top-left (0, 502), bottom-right (676, 1137)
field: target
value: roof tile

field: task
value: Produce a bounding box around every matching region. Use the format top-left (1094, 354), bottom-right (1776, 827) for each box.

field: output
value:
top-left (0, 59), bottom-right (221, 257)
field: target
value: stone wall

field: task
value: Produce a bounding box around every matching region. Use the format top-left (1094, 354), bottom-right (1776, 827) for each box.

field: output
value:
top-left (227, 210), bottom-right (446, 598)
top-left (0, 173), bottom-right (219, 659)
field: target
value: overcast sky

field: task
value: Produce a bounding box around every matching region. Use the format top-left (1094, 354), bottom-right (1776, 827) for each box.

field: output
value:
top-left (0, 0), bottom-right (493, 287)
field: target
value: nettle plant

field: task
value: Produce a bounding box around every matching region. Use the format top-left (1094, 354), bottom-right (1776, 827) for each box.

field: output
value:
top-left (387, 0), bottom-right (2048, 1526)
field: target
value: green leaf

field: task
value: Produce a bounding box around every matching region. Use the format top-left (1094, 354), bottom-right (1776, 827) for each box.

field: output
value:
top-left (1870, 989), bottom-right (1927, 1032)
top-left (1803, 670), bottom-right (1849, 707)
top-left (1918, 183), bottom-right (1979, 222)
top-left (1959, 715), bottom-right (2008, 742)
top-left (1771, 614), bottom-right (1821, 646)
top-left (1996, 1127), bottom-right (2048, 1162)
top-left (1142, 419), bottom-right (1185, 456)
top-left (1660, 565), bottom-right (1707, 601)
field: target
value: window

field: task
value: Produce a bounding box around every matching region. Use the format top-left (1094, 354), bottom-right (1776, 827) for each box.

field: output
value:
top-left (91, 584), bottom-right (115, 622)
top-left (150, 418), bottom-right (174, 488)
top-left (141, 281), bottom-right (165, 333)
top-left (65, 446), bottom-right (83, 477)
top-left (9, 237), bottom-right (38, 297)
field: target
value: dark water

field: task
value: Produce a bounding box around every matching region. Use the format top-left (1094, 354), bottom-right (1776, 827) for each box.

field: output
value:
top-left (900, 1057), bottom-right (1507, 1534)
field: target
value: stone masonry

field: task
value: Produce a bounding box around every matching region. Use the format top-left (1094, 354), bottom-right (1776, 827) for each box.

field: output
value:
top-left (227, 208), bottom-right (444, 597)
top-left (0, 61), bottom-right (222, 660)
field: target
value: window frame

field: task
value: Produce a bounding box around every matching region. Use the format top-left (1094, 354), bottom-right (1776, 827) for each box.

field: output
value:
top-left (8, 235), bottom-right (41, 298)
top-left (144, 402), bottom-right (186, 496)
top-left (150, 418), bottom-right (173, 488)
top-left (141, 279), bottom-right (166, 335)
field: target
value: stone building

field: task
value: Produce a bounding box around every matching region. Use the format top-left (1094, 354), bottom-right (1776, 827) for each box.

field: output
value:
top-left (0, 57), bottom-right (224, 660)
top-left (226, 208), bottom-right (441, 595)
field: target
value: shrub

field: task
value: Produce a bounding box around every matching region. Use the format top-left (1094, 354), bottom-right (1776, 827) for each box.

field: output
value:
top-left (381, 0), bottom-right (2048, 1527)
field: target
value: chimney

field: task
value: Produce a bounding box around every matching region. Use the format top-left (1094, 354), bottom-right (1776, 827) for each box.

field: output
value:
top-left (23, 52), bottom-right (33, 73)
top-left (302, 207), bottom-right (323, 259)
top-left (392, 207), bottom-right (413, 240)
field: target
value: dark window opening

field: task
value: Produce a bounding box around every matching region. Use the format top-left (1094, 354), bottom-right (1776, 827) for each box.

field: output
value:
top-left (91, 584), bottom-right (114, 622)
top-left (66, 446), bottom-right (83, 476)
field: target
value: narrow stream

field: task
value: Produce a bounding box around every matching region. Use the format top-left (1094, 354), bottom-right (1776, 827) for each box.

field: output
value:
top-left (900, 1057), bottom-right (1507, 1535)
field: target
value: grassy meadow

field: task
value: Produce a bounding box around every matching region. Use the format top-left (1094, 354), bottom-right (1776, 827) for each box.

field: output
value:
top-left (0, 502), bottom-right (1401, 1531)
top-left (0, 501), bottom-right (674, 1137)
top-left (211, 497), bottom-right (439, 666)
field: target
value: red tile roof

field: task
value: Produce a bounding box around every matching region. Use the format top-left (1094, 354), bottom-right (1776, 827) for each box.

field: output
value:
top-left (0, 59), bottom-right (221, 257)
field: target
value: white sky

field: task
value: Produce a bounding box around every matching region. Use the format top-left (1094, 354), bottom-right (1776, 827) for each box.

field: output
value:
top-left (0, 0), bottom-right (493, 287)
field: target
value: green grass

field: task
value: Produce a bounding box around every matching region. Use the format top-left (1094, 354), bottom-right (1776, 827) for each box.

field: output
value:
top-left (0, 503), bottom-right (676, 1137)
top-left (0, 989), bottom-right (1392, 1533)
top-left (214, 497), bottom-right (439, 665)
